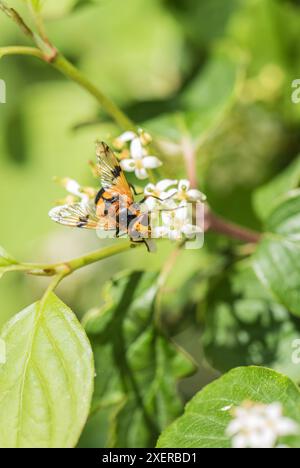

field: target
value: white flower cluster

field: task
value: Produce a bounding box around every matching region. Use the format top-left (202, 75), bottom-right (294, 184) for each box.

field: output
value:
top-left (225, 401), bottom-right (299, 449)
top-left (115, 129), bottom-right (162, 180)
top-left (143, 179), bottom-right (206, 241)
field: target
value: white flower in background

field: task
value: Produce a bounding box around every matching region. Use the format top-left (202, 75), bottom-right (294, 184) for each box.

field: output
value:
top-left (55, 177), bottom-right (90, 203)
top-left (157, 204), bottom-right (202, 241)
top-left (226, 401), bottom-right (299, 449)
top-left (144, 179), bottom-right (178, 210)
top-left (173, 179), bottom-right (207, 204)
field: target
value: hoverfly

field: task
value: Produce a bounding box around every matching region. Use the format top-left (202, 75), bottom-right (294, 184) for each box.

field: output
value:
top-left (49, 142), bottom-right (156, 251)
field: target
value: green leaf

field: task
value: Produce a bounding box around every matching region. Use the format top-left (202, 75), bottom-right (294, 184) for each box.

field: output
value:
top-left (157, 367), bottom-right (300, 448)
top-left (0, 293), bottom-right (94, 448)
top-left (203, 263), bottom-right (300, 381)
top-left (253, 156), bottom-right (300, 221)
top-left (83, 271), bottom-right (196, 448)
top-left (253, 191), bottom-right (300, 316)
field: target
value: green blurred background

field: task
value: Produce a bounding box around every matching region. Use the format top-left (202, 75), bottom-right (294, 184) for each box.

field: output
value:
top-left (1, 0), bottom-right (300, 420)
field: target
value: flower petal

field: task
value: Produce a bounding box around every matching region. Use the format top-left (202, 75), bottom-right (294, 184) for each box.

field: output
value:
top-left (277, 418), bottom-right (299, 436)
top-left (144, 183), bottom-right (156, 196)
top-left (168, 229), bottom-right (182, 241)
top-left (145, 197), bottom-right (159, 211)
top-left (161, 211), bottom-right (173, 226)
top-left (156, 179), bottom-right (178, 192)
top-left (175, 206), bottom-right (189, 222)
top-left (182, 224), bottom-right (202, 238)
top-left (131, 137), bottom-right (144, 159)
top-left (248, 428), bottom-right (276, 448)
top-left (120, 159), bottom-right (136, 172)
top-left (265, 403), bottom-right (283, 420)
top-left (65, 179), bottom-right (82, 196)
top-left (118, 131), bottom-right (136, 142)
top-left (152, 226), bottom-right (168, 238)
top-left (163, 188), bottom-right (178, 200)
top-left (187, 189), bottom-right (207, 202)
top-left (226, 419), bottom-right (244, 437)
top-left (232, 434), bottom-right (248, 449)
top-left (179, 179), bottom-right (191, 191)
top-left (142, 156), bottom-right (163, 169)
top-left (162, 199), bottom-right (178, 210)
top-left (135, 167), bottom-right (149, 180)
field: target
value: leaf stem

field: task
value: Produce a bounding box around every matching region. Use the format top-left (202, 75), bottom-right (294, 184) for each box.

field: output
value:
top-left (40, 271), bottom-right (66, 308)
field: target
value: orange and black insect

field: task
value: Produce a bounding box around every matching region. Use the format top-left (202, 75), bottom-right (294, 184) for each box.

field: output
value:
top-left (49, 142), bottom-right (153, 249)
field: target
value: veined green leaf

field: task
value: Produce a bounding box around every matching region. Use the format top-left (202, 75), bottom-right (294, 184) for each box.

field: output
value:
top-left (157, 367), bottom-right (300, 448)
top-left (0, 293), bottom-right (94, 448)
top-left (253, 191), bottom-right (300, 316)
top-left (82, 271), bottom-right (196, 448)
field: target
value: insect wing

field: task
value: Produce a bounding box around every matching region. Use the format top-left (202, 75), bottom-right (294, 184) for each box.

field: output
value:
top-left (49, 202), bottom-right (100, 229)
top-left (95, 141), bottom-right (133, 200)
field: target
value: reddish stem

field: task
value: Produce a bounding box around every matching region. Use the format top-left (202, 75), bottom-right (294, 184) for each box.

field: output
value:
top-left (205, 209), bottom-right (261, 244)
